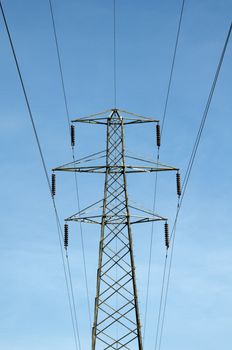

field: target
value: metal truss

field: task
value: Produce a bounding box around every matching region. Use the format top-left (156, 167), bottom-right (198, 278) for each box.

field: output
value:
top-left (53, 109), bottom-right (178, 350)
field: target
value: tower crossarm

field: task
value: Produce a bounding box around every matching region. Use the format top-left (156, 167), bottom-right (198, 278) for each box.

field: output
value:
top-left (71, 108), bottom-right (159, 125)
top-left (52, 164), bottom-right (178, 174)
top-left (64, 198), bottom-right (167, 225)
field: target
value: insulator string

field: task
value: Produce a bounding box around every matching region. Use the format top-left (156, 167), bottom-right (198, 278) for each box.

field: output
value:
top-left (164, 222), bottom-right (169, 250)
top-left (64, 223), bottom-right (69, 249)
top-left (71, 124), bottom-right (75, 147)
top-left (176, 172), bottom-right (181, 197)
top-left (52, 173), bottom-right (56, 196)
top-left (156, 123), bottom-right (161, 148)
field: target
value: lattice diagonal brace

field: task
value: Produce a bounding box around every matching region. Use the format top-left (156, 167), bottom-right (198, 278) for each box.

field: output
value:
top-left (92, 111), bottom-right (143, 350)
top-left (52, 109), bottom-right (179, 350)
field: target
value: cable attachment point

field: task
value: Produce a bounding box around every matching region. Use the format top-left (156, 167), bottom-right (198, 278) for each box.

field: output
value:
top-left (71, 124), bottom-right (75, 147)
top-left (176, 171), bottom-right (181, 197)
top-left (156, 123), bottom-right (161, 148)
top-left (164, 221), bottom-right (169, 249)
top-left (51, 173), bottom-right (56, 196)
top-left (64, 223), bottom-right (69, 249)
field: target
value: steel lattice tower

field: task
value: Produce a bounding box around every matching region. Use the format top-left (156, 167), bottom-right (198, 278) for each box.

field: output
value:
top-left (53, 109), bottom-right (179, 350)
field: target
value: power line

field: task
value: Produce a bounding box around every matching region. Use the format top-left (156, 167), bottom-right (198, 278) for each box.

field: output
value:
top-left (143, 1), bottom-right (186, 346)
top-left (113, 0), bottom-right (117, 108)
top-left (153, 1), bottom-right (185, 347)
top-left (48, 0), bottom-right (92, 331)
top-left (143, 151), bottom-right (159, 345)
top-left (161, 0), bottom-right (186, 134)
top-left (48, 0), bottom-right (70, 129)
top-left (153, 251), bottom-right (168, 350)
top-left (157, 22), bottom-right (232, 350)
top-left (0, 2), bottom-right (81, 349)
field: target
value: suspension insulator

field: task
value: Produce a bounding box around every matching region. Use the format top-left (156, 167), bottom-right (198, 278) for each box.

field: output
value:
top-left (164, 222), bottom-right (169, 249)
top-left (64, 223), bottom-right (69, 249)
top-left (71, 125), bottom-right (75, 147)
top-left (51, 173), bottom-right (56, 196)
top-left (176, 172), bottom-right (181, 197)
top-left (156, 124), bottom-right (161, 148)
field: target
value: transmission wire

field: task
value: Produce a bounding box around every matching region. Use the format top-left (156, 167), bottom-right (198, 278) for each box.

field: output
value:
top-left (0, 2), bottom-right (81, 349)
top-left (113, 0), bottom-right (117, 108)
top-left (48, 0), bottom-right (92, 331)
top-left (153, 1), bottom-right (186, 348)
top-left (161, 0), bottom-right (186, 134)
top-left (143, 1), bottom-right (186, 347)
top-left (48, 0), bottom-right (88, 343)
top-left (153, 251), bottom-right (168, 350)
top-left (157, 22), bottom-right (232, 350)
top-left (143, 151), bottom-right (159, 345)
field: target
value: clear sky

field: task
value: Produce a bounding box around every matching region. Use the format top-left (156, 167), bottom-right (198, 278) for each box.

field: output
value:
top-left (0, 0), bottom-right (232, 349)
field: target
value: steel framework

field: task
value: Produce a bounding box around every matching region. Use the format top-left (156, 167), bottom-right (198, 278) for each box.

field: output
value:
top-left (53, 109), bottom-right (178, 350)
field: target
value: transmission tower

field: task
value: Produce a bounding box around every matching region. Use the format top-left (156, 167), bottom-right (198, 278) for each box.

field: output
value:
top-left (52, 108), bottom-right (180, 350)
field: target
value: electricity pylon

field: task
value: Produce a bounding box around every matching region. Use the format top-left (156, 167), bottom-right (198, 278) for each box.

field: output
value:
top-left (52, 108), bottom-right (179, 350)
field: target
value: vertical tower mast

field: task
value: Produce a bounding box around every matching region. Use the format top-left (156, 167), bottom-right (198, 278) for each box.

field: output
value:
top-left (52, 108), bottom-right (180, 350)
top-left (92, 110), bottom-right (143, 350)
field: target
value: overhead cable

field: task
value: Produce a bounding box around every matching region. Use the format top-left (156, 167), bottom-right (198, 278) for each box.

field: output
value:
top-left (48, 0), bottom-right (92, 331)
top-left (113, 0), bottom-right (117, 108)
top-left (161, 0), bottom-right (186, 134)
top-left (143, 1), bottom-right (186, 346)
top-left (158, 22), bottom-right (232, 350)
top-left (0, 2), bottom-right (81, 349)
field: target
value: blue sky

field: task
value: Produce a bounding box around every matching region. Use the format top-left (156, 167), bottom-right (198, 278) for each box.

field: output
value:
top-left (0, 0), bottom-right (232, 349)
